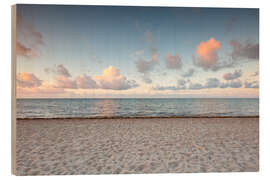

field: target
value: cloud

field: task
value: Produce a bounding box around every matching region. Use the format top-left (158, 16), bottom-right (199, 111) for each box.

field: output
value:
top-left (193, 38), bottom-right (221, 70)
top-left (182, 68), bottom-right (195, 77)
top-left (49, 65), bottom-right (138, 90)
top-left (16, 82), bottom-right (67, 98)
top-left (16, 72), bottom-right (42, 88)
top-left (204, 78), bottom-right (220, 88)
top-left (55, 76), bottom-right (77, 89)
top-left (135, 31), bottom-right (159, 83)
top-left (26, 24), bottom-right (45, 46)
top-left (76, 75), bottom-right (98, 89)
top-left (46, 66), bottom-right (77, 89)
top-left (165, 53), bottom-right (182, 69)
top-left (230, 40), bottom-right (259, 60)
top-left (219, 83), bottom-right (229, 89)
top-left (245, 81), bottom-right (259, 88)
top-left (56, 65), bottom-right (71, 78)
top-left (153, 77), bottom-right (244, 91)
top-left (136, 58), bottom-right (156, 74)
top-left (193, 39), bottom-right (258, 71)
top-left (16, 15), bottom-right (44, 58)
top-left (177, 79), bottom-right (188, 89)
top-left (44, 68), bottom-right (51, 74)
top-left (215, 59), bottom-right (234, 70)
top-left (16, 41), bottom-right (39, 58)
top-left (220, 80), bottom-right (242, 88)
top-left (202, 78), bottom-right (242, 89)
top-left (229, 80), bottom-right (243, 88)
top-left (153, 85), bottom-right (183, 91)
top-left (17, 67), bottom-right (139, 98)
top-left (135, 48), bottom-right (158, 74)
top-left (189, 82), bottom-right (204, 90)
top-left (142, 75), bottom-right (152, 84)
top-left (153, 79), bottom-right (187, 91)
top-left (45, 64), bottom-right (72, 78)
top-left (17, 15), bottom-right (44, 46)
top-left (223, 69), bottom-right (242, 80)
top-left (94, 66), bottom-right (138, 90)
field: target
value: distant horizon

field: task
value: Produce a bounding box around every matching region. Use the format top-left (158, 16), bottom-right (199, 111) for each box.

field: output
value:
top-left (17, 97), bottom-right (259, 99)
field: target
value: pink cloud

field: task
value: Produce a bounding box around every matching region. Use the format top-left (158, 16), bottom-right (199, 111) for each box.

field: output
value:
top-left (16, 66), bottom-right (139, 98)
top-left (16, 72), bottom-right (42, 88)
top-left (136, 58), bottom-right (156, 74)
top-left (165, 53), bottom-right (182, 69)
top-left (15, 71), bottom-right (67, 98)
top-left (16, 41), bottom-right (39, 58)
top-left (48, 65), bottom-right (137, 90)
top-left (194, 38), bottom-right (221, 70)
top-left (55, 76), bottom-right (77, 89)
top-left (16, 14), bottom-right (44, 58)
top-left (94, 66), bottom-right (138, 90)
top-left (16, 83), bottom-right (66, 98)
top-left (76, 75), bottom-right (98, 89)
top-left (135, 48), bottom-right (158, 75)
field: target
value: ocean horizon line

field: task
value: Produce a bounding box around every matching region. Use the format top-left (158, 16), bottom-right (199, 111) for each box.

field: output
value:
top-left (16, 97), bottom-right (259, 100)
top-left (17, 115), bottom-right (260, 121)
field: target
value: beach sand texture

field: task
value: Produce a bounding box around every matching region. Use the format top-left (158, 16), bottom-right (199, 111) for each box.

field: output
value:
top-left (16, 118), bottom-right (259, 175)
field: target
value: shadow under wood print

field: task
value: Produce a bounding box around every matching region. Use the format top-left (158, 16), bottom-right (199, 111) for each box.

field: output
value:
top-left (12, 4), bottom-right (259, 175)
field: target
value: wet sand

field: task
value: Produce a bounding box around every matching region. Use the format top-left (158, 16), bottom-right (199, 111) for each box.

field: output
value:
top-left (16, 117), bottom-right (259, 175)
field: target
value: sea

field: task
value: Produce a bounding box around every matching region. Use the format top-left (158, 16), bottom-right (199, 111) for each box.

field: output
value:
top-left (16, 98), bottom-right (259, 119)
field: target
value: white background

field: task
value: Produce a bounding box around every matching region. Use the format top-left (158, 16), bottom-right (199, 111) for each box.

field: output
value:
top-left (0, 0), bottom-right (269, 179)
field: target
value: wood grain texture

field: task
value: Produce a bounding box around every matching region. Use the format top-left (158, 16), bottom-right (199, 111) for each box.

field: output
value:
top-left (11, 4), bottom-right (17, 175)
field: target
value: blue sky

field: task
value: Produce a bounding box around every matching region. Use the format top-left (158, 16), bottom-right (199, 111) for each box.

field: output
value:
top-left (16, 5), bottom-right (259, 98)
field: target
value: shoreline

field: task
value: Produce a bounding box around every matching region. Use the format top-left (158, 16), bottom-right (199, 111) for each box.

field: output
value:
top-left (16, 115), bottom-right (259, 121)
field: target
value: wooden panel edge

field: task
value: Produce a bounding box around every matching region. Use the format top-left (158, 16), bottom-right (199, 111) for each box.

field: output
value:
top-left (11, 4), bottom-right (17, 175)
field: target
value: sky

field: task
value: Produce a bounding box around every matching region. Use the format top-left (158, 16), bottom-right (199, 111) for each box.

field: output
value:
top-left (16, 5), bottom-right (259, 98)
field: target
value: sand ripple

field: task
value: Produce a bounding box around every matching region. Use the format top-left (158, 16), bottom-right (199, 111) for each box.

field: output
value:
top-left (16, 118), bottom-right (259, 175)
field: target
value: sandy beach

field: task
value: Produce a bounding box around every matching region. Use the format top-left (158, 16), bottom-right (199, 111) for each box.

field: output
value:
top-left (16, 117), bottom-right (259, 175)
